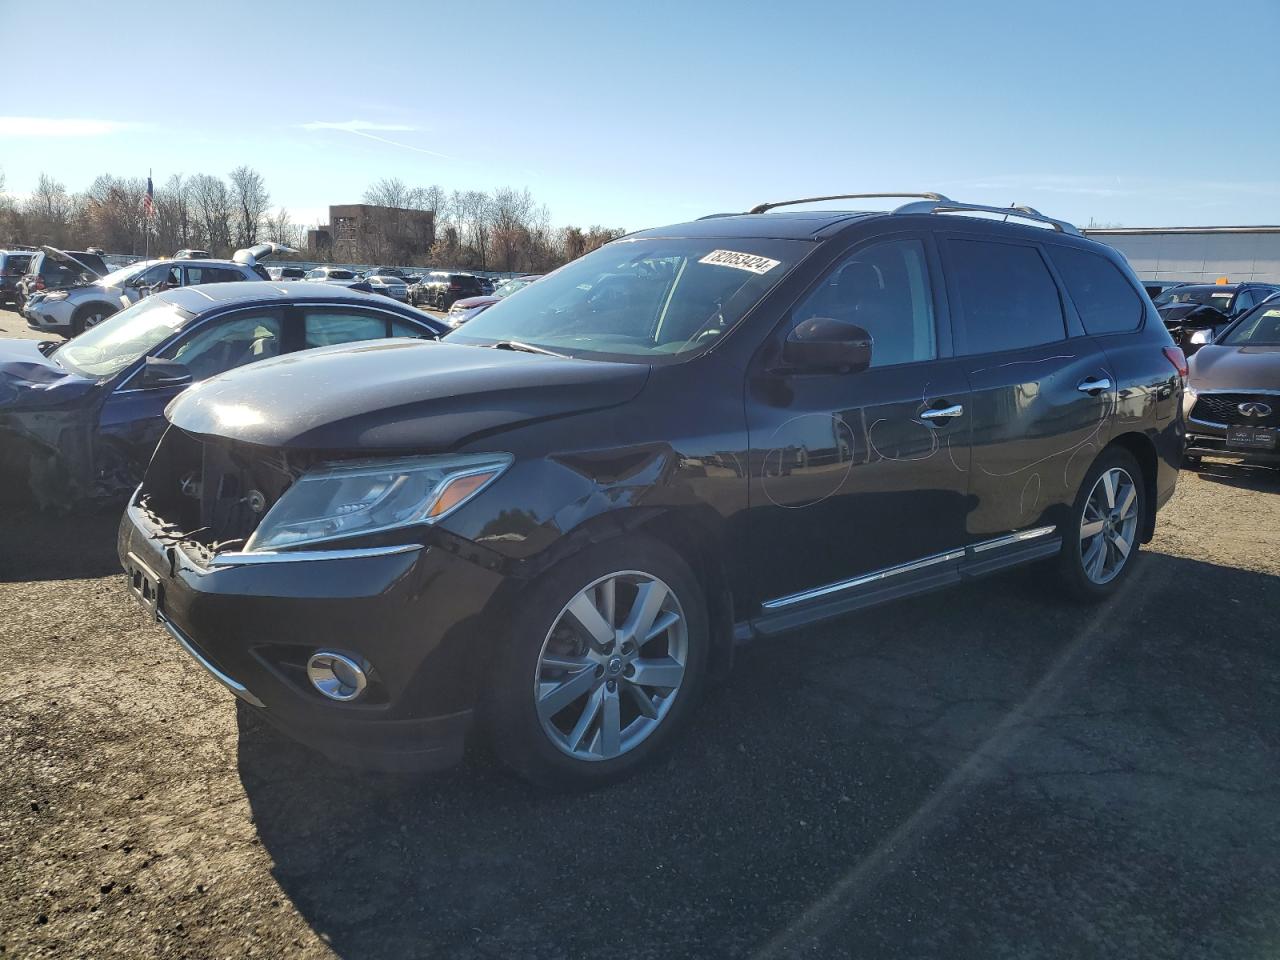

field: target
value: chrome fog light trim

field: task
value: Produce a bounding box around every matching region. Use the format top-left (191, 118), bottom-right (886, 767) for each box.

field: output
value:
top-left (306, 651), bottom-right (369, 702)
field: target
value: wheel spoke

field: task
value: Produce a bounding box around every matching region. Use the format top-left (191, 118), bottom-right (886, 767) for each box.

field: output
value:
top-left (1117, 483), bottom-right (1136, 519)
top-left (538, 666), bottom-right (598, 719)
top-left (540, 653), bottom-right (592, 670)
top-left (566, 592), bottom-right (615, 648)
top-left (1101, 470), bottom-right (1117, 509)
top-left (1082, 537), bottom-right (1105, 580)
top-left (598, 577), bottom-right (616, 628)
top-left (599, 684), bottom-right (621, 758)
top-left (1079, 519), bottom-right (1105, 540)
top-left (630, 656), bottom-right (684, 690)
top-left (566, 686), bottom-right (604, 751)
top-left (642, 610), bottom-right (680, 646)
top-left (624, 681), bottom-right (659, 720)
top-left (1110, 532), bottom-right (1131, 559)
top-left (622, 580), bottom-right (669, 645)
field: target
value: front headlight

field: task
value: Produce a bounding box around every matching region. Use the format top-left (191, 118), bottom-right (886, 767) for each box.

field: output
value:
top-left (1188, 329), bottom-right (1212, 345)
top-left (244, 453), bottom-right (512, 552)
top-left (43, 291), bottom-right (69, 301)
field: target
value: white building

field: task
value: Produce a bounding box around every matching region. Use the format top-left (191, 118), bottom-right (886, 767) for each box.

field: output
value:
top-left (1083, 226), bottom-right (1280, 284)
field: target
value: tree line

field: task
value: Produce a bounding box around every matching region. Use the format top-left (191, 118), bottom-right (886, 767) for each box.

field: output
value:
top-left (0, 167), bottom-right (625, 271)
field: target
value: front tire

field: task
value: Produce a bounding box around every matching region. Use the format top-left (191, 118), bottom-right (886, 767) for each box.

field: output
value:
top-left (1056, 447), bottom-right (1146, 601)
top-left (487, 536), bottom-right (709, 789)
top-left (72, 305), bottom-right (115, 336)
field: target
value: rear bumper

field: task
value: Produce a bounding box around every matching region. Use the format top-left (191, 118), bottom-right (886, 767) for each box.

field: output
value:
top-left (117, 500), bottom-right (510, 772)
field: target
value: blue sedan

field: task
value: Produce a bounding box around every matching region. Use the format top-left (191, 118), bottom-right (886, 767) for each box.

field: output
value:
top-left (0, 282), bottom-right (446, 506)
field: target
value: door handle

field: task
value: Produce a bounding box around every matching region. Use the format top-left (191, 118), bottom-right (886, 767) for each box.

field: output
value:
top-left (919, 403), bottom-right (964, 423)
top-left (1077, 377), bottom-right (1112, 394)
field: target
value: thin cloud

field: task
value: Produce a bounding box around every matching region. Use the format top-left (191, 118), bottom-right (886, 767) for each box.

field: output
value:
top-left (299, 119), bottom-right (454, 160)
top-left (0, 116), bottom-right (137, 137)
top-left (299, 119), bottom-right (416, 132)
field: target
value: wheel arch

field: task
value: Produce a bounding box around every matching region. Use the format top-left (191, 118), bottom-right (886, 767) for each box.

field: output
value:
top-left (1102, 431), bottom-right (1159, 542)
top-left (71, 300), bottom-right (118, 325)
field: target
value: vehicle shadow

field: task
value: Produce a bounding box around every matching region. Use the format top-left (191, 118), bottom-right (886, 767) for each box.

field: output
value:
top-left (238, 553), bottom-right (1280, 959)
top-left (1188, 457), bottom-right (1280, 493)
top-left (0, 504), bottom-right (124, 582)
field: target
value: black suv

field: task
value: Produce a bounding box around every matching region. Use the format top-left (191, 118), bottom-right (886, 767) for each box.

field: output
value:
top-left (1154, 282), bottom-right (1280, 354)
top-left (0, 250), bottom-right (35, 305)
top-left (118, 193), bottom-right (1185, 787)
top-left (413, 271), bottom-right (484, 309)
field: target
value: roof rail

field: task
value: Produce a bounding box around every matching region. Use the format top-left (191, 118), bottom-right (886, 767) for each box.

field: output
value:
top-left (892, 199), bottom-right (1080, 235)
top-left (748, 193), bottom-right (951, 215)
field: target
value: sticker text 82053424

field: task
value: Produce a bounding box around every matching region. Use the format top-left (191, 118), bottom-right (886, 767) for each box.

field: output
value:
top-left (698, 249), bottom-right (782, 275)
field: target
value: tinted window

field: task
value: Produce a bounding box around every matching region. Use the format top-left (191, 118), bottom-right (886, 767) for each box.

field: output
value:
top-left (303, 310), bottom-right (388, 348)
top-left (793, 238), bottom-right (937, 368)
top-left (1233, 289), bottom-right (1255, 313)
top-left (947, 240), bottom-right (1065, 354)
top-left (1221, 303), bottom-right (1280, 346)
top-left (390, 317), bottom-right (431, 338)
top-left (162, 312), bottom-right (283, 380)
top-left (184, 265), bottom-right (242, 285)
top-left (1049, 245), bottom-right (1143, 335)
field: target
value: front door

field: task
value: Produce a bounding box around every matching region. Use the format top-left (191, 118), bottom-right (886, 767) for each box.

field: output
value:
top-left (746, 234), bottom-right (972, 608)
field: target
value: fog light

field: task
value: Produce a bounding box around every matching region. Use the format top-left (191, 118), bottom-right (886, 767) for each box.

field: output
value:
top-left (306, 651), bottom-right (368, 702)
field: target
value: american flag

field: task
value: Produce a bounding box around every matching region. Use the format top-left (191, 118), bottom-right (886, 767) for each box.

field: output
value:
top-left (142, 174), bottom-right (154, 219)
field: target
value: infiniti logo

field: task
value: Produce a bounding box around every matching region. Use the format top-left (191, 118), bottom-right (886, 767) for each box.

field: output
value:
top-left (1238, 401), bottom-right (1273, 418)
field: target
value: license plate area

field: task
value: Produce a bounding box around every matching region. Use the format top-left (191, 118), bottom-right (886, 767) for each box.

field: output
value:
top-left (125, 553), bottom-right (163, 620)
top-left (1227, 425), bottom-right (1276, 449)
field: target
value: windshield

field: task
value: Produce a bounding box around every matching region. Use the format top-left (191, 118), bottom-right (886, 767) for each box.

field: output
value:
top-left (1155, 286), bottom-right (1236, 311)
top-left (97, 260), bottom-right (159, 288)
top-left (494, 278), bottom-right (533, 299)
top-left (326, 269), bottom-right (356, 280)
top-left (1219, 303), bottom-right (1280, 346)
top-left (56, 296), bottom-right (191, 378)
top-left (447, 238), bottom-right (805, 361)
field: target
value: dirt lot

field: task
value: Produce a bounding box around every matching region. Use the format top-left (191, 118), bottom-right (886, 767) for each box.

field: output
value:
top-left (2, 306), bottom-right (1279, 956)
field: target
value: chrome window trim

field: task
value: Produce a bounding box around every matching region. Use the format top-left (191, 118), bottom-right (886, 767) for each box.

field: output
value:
top-left (208, 543), bottom-right (424, 567)
top-left (160, 613), bottom-right (265, 707)
top-left (762, 526), bottom-right (1057, 610)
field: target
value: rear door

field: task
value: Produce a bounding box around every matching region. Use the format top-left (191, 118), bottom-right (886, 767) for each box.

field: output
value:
top-left (746, 232), bottom-right (973, 610)
top-left (940, 234), bottom-right (1111, 542)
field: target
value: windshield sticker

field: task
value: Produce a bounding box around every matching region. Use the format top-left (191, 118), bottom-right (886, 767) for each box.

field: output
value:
top-left (698, 249), bottom-right (781, 275)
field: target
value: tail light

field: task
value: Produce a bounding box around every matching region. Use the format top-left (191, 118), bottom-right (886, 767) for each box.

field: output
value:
top-left (1162, 345), bottom-right (1188, 379)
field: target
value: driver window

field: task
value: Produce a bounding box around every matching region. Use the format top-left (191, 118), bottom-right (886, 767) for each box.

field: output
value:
top-left (134, 263), bottom-right (173, 288)
top-left (1233, 289), bottom-right (1255, 314)
top-left (159, 311), bottom-right (283, 381)
top-left (793, 238), bottom-right (937, 367)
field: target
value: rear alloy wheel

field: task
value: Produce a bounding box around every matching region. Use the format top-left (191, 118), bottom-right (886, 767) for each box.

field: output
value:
top-left (489, 537), bottom-right (708, 788)
top-left (1057, 448), bottom-right (1146, 599)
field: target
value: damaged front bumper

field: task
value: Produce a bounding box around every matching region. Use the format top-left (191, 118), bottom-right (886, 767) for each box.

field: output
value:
top-left (116, 494), bottom-right (508, 773)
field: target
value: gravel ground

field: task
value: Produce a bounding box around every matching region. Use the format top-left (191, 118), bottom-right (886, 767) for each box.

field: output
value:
top-left (1, 311), bottom-right (1279, 956)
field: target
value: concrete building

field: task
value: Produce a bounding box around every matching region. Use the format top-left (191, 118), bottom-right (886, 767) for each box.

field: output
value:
top-left (307, 204), bottom-right (436, 262)
top-left (1084, 226), bottom-right (1280, 284)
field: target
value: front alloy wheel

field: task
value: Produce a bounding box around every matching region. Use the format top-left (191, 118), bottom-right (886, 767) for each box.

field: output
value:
top-left (1078, 466), bottom-right (1139, 585)
top-left (535, 571), bottom-right (688, 761)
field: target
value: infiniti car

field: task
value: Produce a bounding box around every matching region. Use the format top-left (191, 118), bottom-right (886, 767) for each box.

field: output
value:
top-left (118, 193), bottom-right (1184, 787)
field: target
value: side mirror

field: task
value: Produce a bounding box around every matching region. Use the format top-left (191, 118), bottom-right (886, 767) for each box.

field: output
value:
top-left (783, 317), bottom-right (873, 373)
top-left (139, 356), bottom-right (193, 389)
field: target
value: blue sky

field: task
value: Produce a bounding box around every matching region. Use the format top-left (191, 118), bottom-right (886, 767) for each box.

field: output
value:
top-left (2, 0), bottom-right (1278, 231)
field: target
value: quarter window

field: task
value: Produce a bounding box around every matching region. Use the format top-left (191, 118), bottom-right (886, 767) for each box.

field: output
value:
top-left (302, 310), bottom-right (390, 348)
top-left (793, 238), bottom-right (937, 367)
top-left (1048, 245), bottom-right (1143, 335)
top-left (946, 240), bottom-right (1065, 354)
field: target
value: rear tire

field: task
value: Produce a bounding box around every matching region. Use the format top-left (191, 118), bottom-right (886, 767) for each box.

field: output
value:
top-left (487, 536), bottom-right (709, 789)
top-left (1056, 447), bottom-right (1146, 601)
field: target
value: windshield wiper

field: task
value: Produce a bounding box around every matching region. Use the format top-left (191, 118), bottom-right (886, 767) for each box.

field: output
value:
top-left (484, 339), bottom-right (570, 359)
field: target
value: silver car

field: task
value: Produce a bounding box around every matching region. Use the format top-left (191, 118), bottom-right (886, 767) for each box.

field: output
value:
top-left (361, 274), bottom-right (409, 301)
top-left (24, 243), bottom-right (296, 336)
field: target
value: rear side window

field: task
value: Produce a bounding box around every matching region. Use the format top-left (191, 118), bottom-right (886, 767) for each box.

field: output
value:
top-left (946, 240), bottom-right (1065, 355)
top-left (1049, 246), bottom-right (1143, 335)
top-left (302, 310), bottom-right (390, 348)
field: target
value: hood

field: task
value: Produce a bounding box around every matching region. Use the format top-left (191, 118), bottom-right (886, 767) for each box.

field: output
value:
top-left (166, 339), bottom-right (650, 451)
top-left (454, 295), bottom-right (498, 310)
top-left (1188, 343), bottom-right (1280, 392)
top-left (1158, 302), bottom-right (1230, 325)
top-left (0, 338), bottom-right (98, 409)
top-left (231, 242), bottom-right (300, 267)
top-left (40, 245), bottom-right (106, 280)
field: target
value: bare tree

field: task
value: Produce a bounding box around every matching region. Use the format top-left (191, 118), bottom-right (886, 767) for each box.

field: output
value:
top-left (154, 174), bottom-right (194, 254)
top-left (189, 174), bottom-right (233, 255)
top-left (22, 174), bottom-right (76, 246)
top-left (228, 166), bottom-right (270, 248)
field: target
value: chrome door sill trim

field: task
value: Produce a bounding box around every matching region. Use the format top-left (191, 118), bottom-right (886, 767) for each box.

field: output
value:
top-left (160, 614), bottom-right (265, 707)
top-left (762, 526), bottom-right (1057, 610)
top-left (762, 548), bottom-right (966, 610)
top-left (970, 525), bottom-right (1057, 553)
top-left (209, 543), bottom-right (423, 567)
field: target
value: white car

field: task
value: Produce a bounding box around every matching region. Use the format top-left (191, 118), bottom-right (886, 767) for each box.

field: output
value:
top-left (303, 267), bottom-right (361, 285)
top-left (24, 243), bottom-right (296, 336)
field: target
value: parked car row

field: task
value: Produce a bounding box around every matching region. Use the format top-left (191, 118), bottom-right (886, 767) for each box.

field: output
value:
top-left (445, 274), bottom-right (542, 327)
top-left (1152, 281), bottom-right (1280, 355)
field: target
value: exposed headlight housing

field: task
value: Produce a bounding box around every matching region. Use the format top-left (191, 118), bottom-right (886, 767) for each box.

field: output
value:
top-left (1188, 329), bottom-right (1212, 345)
top-left (244, 453), bottom-right (512, 552)
top-left (43, 291), bottom-right (69, 301)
